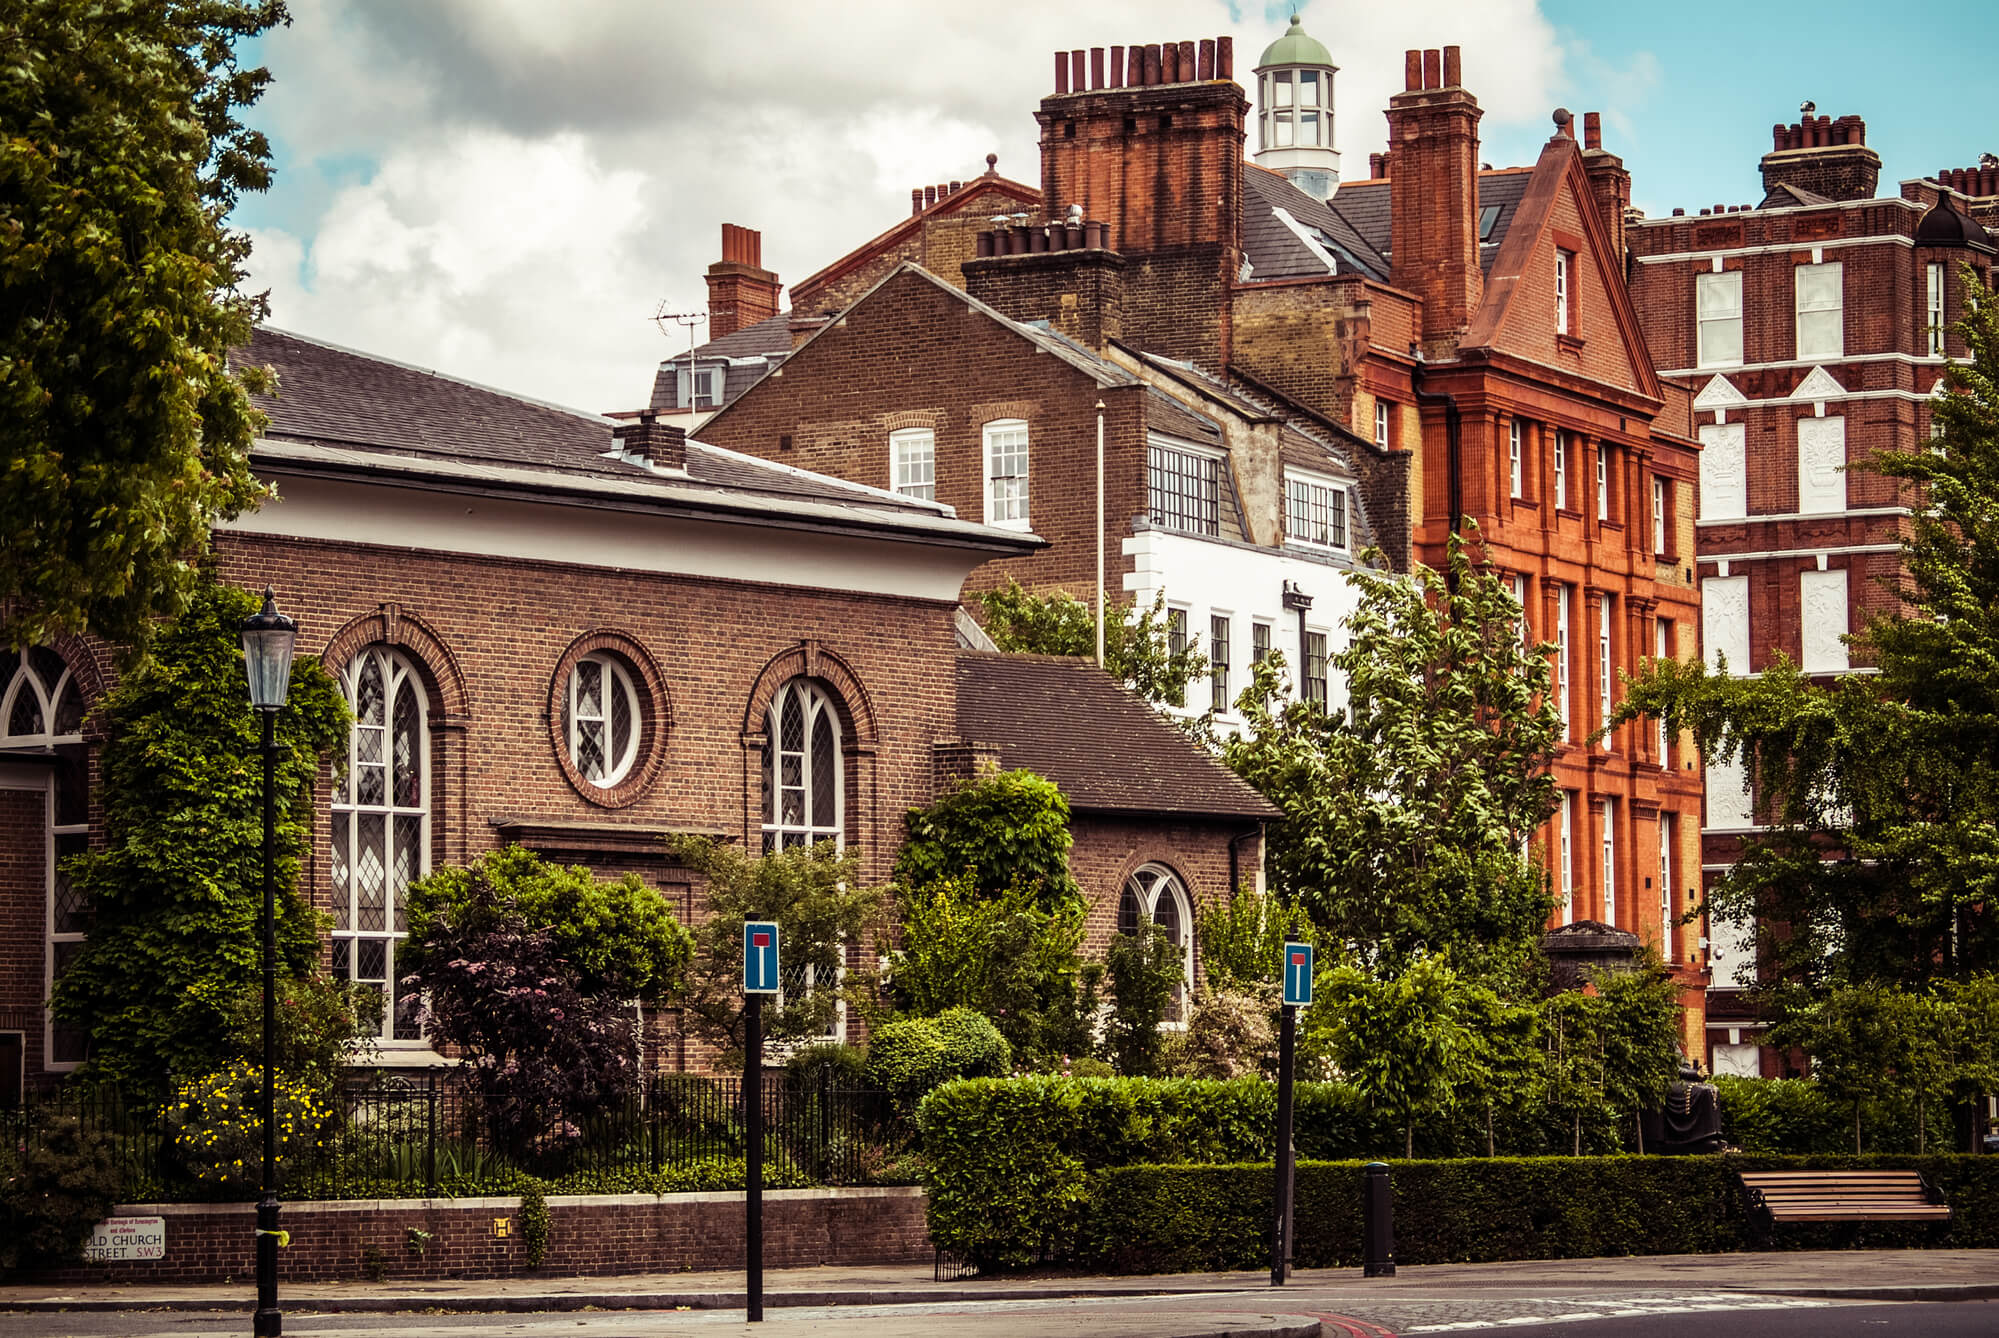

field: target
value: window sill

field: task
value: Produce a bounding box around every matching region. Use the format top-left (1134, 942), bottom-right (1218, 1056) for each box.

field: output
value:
top-left (1557, 333), bottom-right (1586, 354)
top-left (1509, 496), bottom-right (1536, 510)
top-left (984, 516), bottom-right (1034, 532)
top-left (1284, 538), bottom-right (1351, 556)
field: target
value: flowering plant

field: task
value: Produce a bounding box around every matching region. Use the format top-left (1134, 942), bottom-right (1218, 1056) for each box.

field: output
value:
top-left (165, 1062), bottom-right (331, 1188)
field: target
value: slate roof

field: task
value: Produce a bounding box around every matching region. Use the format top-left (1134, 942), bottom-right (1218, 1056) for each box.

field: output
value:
top-left (1240, 163), bottom-right (1388, 280)
top-left (1324, 169), bottom-right (1533, 277)
top-left (241, 326), bottom-right (1005, 522)
top-left (649, 312), bottom-right (793, 413)
top-left (954, 652), bottom-right (1279, 820)
top-left (1759, 182), bottom-right (1835, 209)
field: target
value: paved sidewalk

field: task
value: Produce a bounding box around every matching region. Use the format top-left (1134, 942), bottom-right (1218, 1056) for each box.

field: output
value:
top-left (3, 1249), bottom-right (1996, 1314)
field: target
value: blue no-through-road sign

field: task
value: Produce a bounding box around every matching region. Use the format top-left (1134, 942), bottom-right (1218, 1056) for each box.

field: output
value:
top-left (1282, 941), bottom-right (1314, 1008)
top-left (744, 921), bottom-right (781, 995)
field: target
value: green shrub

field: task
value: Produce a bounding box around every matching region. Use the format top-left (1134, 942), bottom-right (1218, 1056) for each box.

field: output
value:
top-left (0, 1112), bottom-right (122, 1271)
top-left (1715, 1076), bottom-right (1922, 1154)
top-left (786, 1042), bottom-right (868, 1087)
top-left (866, 1008), bottom-right (1011, 1104)
top-left (1061, 1154), bottom-right (1999, 1273)
top-left (1104, 925), bottom-right (1184, 1076)
top-left (165, 1063), bottom-right (332, 1189)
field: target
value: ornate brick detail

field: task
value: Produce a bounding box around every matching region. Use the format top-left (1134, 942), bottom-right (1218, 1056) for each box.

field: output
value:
top-left (545, 630), bottom-right (672, 810)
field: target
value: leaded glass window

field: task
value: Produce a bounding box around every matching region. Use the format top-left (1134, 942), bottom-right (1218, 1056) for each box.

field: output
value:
top-left (565, 653), bottom-right (642, 788)
top-left (761, 680), bottom-right (843, 853)
top-left (4, 649), bottom-right (90, 1069)
top-left (332, 647), bottom-right (427, 1043)
top-left (1118, 864), bottom-right (1194, 1024)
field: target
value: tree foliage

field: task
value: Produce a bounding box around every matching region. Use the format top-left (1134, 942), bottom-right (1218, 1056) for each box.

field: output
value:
top-left (405, 846), bottom-right (691, 1003)
top-left (884, 876), bottom-right (1093, 1065)
top-left (1310, 956), bottom-right (1477, 1157)
top-left (0, 0), bottom-right (288, 654)
top-left (668, 836), bottom-right (887, 1060)
top-left (1103, 923), bottom-right (1185, 1076)
top-left (1223, 528), bottom-right (1561, 979)
top-left (1194, 884), bottom-right (1310, 991)
top-left (53, 576), bottom-right (350, 1093)
top-left (1617, 271), bottom-right (1999, 991)
top-left (893, 768), bottom-right (1080, 907)
top-left (976, 580), bottom-right (1208, 708)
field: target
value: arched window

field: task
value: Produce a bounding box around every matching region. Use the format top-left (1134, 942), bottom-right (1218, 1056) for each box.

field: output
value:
top-left (2, 649), bottom-right (90, 1069)
top-left (564, 652), bottom-right (642, 788)
top-left (1118, 863), bottom-right (1194, 1024)
top-left (332, 647), bottom-right (428, 1043)
top-left (761, 680), bottom-right (843, 854)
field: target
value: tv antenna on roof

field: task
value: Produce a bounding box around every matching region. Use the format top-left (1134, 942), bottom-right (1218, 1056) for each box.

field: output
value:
top-left (654, 303), bottom-right (708, 413)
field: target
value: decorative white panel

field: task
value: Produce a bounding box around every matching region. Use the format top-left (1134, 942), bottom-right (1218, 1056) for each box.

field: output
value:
top-left (1699, 422), bottom-right (1746, 520)
top-left (1800, 568), bottom-right (1850, 673)
top-left (1708, 909), bottom-right (1758, 990)
top-left (1790, 365), bottom-right (1846, 404)
top-left (1706, 753), bottom-right (1753, 829)
top-left (1702, 574), bottom-right (1750, 674)
top-left (1711, 1041), bottom-right (1761, 1076)
top-left (1796, 416), bottom-right (1846, 516)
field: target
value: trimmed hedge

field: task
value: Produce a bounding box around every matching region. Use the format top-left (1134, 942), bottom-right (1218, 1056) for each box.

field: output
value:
top-left (1043, 1156), bottom-right (1999, 1274)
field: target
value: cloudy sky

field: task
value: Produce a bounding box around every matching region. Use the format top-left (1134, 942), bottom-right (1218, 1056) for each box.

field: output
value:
top-left (235, 0), bottom-right (1994, 415)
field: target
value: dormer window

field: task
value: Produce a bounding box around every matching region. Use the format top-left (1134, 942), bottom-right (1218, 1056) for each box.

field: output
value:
top-left (678, 364), bottom-right (722, 411)
top-left (1284, 471), bottom-right (1350, 550)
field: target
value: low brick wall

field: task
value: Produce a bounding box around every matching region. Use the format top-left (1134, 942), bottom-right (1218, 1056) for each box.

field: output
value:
top-left (34, 1186), bottom-right (931, 1285)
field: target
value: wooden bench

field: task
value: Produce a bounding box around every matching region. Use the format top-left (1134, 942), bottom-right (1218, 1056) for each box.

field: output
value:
top-left (1738, 1170), bottom-right (1950, 1227)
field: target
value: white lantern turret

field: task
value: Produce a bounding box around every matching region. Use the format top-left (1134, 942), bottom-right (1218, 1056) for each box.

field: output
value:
top-left (1254, 14), bottom-right (1340, 201)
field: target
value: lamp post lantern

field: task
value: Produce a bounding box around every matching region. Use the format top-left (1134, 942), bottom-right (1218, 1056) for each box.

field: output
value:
top-left (241, 587), bottom-right (296, 1338)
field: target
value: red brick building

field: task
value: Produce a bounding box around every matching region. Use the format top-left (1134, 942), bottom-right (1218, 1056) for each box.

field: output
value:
top-left (1625, 115), bottom-right (1998, 1075)
top-left (0, 327), bottom-right (1270, 1087)
top-left (690, 24), bottom-right (1709, 1047)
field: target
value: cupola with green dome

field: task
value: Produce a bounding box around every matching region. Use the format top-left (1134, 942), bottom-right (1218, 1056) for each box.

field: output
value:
top-left (1253, 13), bottom-right (1341, 200)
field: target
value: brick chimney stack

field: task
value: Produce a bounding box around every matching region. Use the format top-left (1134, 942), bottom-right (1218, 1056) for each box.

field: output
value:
top-left (705, 224), bottom-right (782, 339)
top-left (1033, 37), bottom-right (1245, 365)
top-left (1580, 111), bottom-right (1631, 272)
top-left (1760, 111), bottom-right (1879, 202)
top-left (613, 409), bottom-right (687, 472)
top-left (1386, 46), bottom-right (1483, 357)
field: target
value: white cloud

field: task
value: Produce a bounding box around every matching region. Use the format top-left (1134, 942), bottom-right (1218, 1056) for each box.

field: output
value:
top-left (244, 0), bottom-right (1571, 410)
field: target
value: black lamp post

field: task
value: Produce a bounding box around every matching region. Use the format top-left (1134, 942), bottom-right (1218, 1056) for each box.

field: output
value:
top-left (240, 588), bottom-right (296, 1338)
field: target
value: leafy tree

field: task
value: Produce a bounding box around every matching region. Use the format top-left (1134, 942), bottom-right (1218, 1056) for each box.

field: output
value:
top-left (1312, 956), bottom-right (1474, 1158)
top-left (1180, 983), bottom-right (1277, 1080)
top-left (1224, 528), bottom-right (1561, 980)
top-left (1936, 974), bottom-right (1999, 1152)
top-left (405, 846), bottom-right (691, 1001)
top-left (1618, 271), bottom-right (1999, 991)
top-left (1591, 962), bottom-right (1686, 1153)
top-left (0, 1110), bottom-right (118, 1269)
top-left (1103, 923), bottom-right (1185, 1076)
top-left (976, 580), bottom-right (1207, 708)
top-left (1455, 985), bottom-right (1543, 1157)
top-left (885, 876), bottom-right (1090, 1064)
top-left (1540, 988), bottom-right (1606, 1157)
top-left (53, 576), bottom-right (350, 1094)
top-left (669, 836), bottom-right (887, 1060)
top-left (894, 768), bottom-right (1081, 907)
top-left (1772, 982), bottom-right (1940, 1153)
top-left (0, 0), bottom-right (288, 654)
top-left (1194, 884), bottom-right (1310, 991)
top-left (406, 898), bottom-right (648, 1160)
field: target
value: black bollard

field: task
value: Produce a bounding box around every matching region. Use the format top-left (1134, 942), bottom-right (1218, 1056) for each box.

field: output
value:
top-left (1362, 1161), bottom-right (1395, 1278)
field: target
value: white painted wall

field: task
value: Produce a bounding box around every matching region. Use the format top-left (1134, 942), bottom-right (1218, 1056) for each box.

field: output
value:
top-left (1122, 527), bottom-right (1365, 725)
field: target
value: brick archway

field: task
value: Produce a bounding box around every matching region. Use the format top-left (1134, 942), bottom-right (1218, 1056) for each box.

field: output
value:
top-left (319, 603), bottom-right (471, 724)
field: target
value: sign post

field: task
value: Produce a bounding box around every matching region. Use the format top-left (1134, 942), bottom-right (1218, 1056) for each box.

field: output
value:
top-left (1272, 941), bottom-right (1313, 1286)
top-left (742, 921), bottom-right (780, 1324)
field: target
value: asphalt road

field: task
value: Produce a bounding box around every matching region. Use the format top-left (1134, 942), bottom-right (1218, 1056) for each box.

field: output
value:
top-left (1, 1292), bottom-right (1994, 1338)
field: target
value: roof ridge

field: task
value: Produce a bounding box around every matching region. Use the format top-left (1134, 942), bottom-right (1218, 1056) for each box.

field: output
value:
top-left (685, 436), bottom-right (955, 514)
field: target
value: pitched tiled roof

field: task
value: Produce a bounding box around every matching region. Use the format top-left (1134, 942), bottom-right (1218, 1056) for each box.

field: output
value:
top-left (1241, 164), bottom-right (1389, 280)
top-left (955, 652), bottom-right (1279, 820)
top-left (1328, 170), bottom-right (1533, 276)
top-left (1760, 182), bottom-right (1835, 209)
top-left (241, 326), bottom-right (985, 518)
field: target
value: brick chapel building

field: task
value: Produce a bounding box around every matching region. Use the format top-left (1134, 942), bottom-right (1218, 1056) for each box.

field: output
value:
top-left (0, 327), bottom-right (1272, 1090)
top-left (1625, 113), bottom-right (1999, 1076)
top-left (677, 23), bottom-right (1711, 1047)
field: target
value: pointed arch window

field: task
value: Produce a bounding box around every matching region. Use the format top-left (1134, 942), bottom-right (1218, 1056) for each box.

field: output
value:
top-left (332, 647), bottom-right (428, 1043)
top-left (761, 680), bottom-right (843, 853)
top-left (1118, 863), bottom-right (1194, 1024)
top-left (3, 649), bottom-right (90, 1069)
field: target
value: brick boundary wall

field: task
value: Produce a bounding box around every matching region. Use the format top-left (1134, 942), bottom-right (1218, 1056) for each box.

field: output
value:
top-left (30, 1186), bottom-right (930, 1285)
